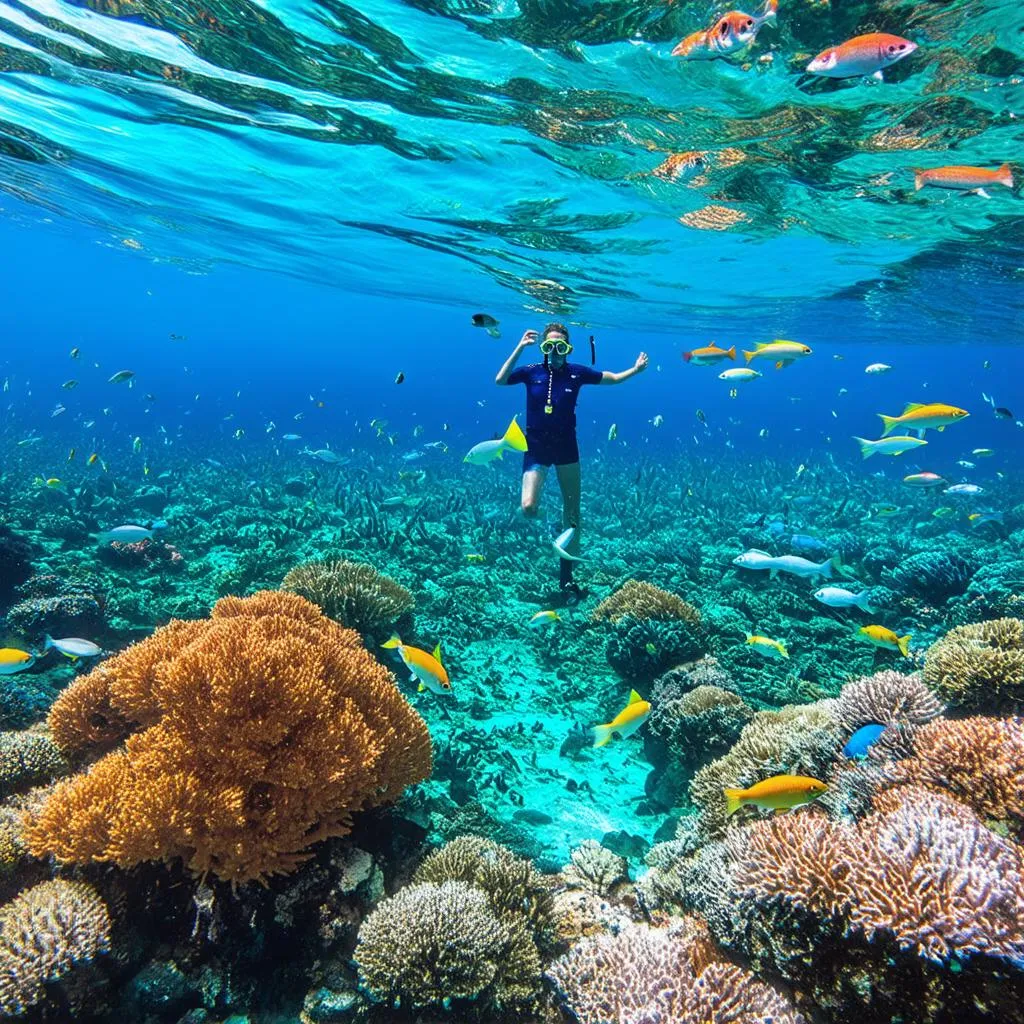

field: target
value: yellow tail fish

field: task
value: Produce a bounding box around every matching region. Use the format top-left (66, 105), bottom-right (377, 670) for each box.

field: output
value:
top-left (724, 774), bottom-right (828, 817)
top-left (593, 690), bottom-right (651, 748)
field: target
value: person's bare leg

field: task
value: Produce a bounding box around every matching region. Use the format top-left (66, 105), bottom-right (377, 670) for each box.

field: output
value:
top-left (521, 467), bottom-right (546, 517)
top-left (555, 462), bottom-right (582, 549)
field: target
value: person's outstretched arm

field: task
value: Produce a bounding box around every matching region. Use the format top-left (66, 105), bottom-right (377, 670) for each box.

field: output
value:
top-left (600, 352), bottom-right (649, 385)
top-left (495, 330), bottom-right (538, 384)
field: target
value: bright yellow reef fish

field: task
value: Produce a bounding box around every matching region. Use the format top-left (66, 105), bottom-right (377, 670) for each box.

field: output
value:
top-left (857, 625), bottom-right (911, 657)
top-left (745, 634), bottom-right (789, 659)
top-left (529, 610), bottom-right (561, 628)
top-left (593, 689), bottom-right (651, 748)
top-left (0, 649), bottom-right (35, 676)
top-left (724, 774), bottom-right (828, 817)
top-left (743, 340), bottom-right (812, 370)
top-left (878, 402), bottom-right (968, 438)
top-left (381, 636), bottom-right (451, 695)
top-left (466, 554), bottom-right (486, 564)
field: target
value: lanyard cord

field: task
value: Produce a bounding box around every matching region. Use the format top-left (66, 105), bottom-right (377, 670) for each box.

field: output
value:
top-left (546, 367), bottom-right (554, 409)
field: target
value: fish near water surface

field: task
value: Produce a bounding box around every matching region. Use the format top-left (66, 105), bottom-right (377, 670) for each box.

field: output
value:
top-left (915, 164), bottom-right (1013, 198)
top-left (807, 32), bottom-right (916, 80)
top-left (672, 0), bottom-right (777, 60)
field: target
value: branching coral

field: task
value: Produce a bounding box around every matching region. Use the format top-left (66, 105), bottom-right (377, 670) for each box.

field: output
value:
top-left (650, 684), bottom-right (754, 769)
top-left (281, 558), bottom-right (414, 637)
top-left (547, 916), bottom-right (804, 1024)
top-left (592, 580), bottom-right (702, 626)
top-left (835, 670), bottom-right (944, 732)
top-left (923, 617), bottom-right (1024, 712)
top-left (730, 786), bottom-right (1024, 966)
top-left (690, 701), bottom-right (842, 837)
top-left (354, 880), bottom-right (541, 1011)
top-left (26, 591), bottom-right (432, 884)
top-left (562, 840), bottom-right (628, 897)
top-left (881, 716), bottom-right (1024, 828)
top-left (0, 880), bottom-right (111, 1016)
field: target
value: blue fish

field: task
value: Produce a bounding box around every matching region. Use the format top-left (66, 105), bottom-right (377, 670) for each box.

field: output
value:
top-left (843, 723), bottom-right (887, 759)
top-left (791, 533), bottom-right (828, 556)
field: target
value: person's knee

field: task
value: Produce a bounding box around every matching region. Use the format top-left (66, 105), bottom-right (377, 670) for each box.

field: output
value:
top-left (521, 497), bottom-right (540, 517)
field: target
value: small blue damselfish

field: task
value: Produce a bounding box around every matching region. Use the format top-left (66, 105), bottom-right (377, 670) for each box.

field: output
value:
top-left (843, 723), bottom-right (887, 759)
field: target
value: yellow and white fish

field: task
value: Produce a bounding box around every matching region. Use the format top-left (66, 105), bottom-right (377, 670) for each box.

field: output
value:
top-left (743, 340), bottom-right (812, 370)
top-left (529, 610), bottom-right (561, 628)
top-left (464, 417), bottom-right (528, 465)
top-left (857, 625), bottom-right (911, 657)
top-left (0, 649), bottom-right (35, 675)
top-left (593, 690), bottom-right (651, 747)
top-left (381, 636), bottom-right (452, 695)
top-left (878, 402), bottom-right (969, 438)
top-left (853, 435), bottom-right (927, 459)
top-left (745, 634), bottom-right (789, 660)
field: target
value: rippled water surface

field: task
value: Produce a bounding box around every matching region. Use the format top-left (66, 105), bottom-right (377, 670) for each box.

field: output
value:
top-left (0, 0), bottom-right (1021, 335)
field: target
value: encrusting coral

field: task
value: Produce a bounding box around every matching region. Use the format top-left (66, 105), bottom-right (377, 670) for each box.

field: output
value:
top-left (592, 580), bottom-right (702, 626)
top-left (354, 880), bottom-right (542, 1012)
top-left (0, 731), bottom-right (69, 799)
top-left (26, 591), bottom-right (432, 884)
top-left (923, 617), bottom-right (1024, 713)
top-left (281, 558), bottom-right (414, 638)
top-left (0, 880), bottom-right (111, 1016)
top-left (835, 669), bottom-right (944, 731)
top-left (547, 915), bottom-right (804, 1024)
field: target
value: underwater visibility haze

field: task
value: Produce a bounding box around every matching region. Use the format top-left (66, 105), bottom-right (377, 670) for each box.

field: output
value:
top-left (0, 0), bottom-right (1023, 1021)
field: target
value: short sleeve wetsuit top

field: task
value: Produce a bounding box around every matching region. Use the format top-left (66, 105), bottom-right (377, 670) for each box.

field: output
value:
top-left (506, 362), bottom-right (603, 469)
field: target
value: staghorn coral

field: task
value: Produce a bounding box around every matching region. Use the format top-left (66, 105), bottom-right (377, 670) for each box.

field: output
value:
top-left (923, 617), bottom-right (1024, 712)
top-left (835, 669), bottom-right (944, 731)
top-left (592, 580), bottom-right (702, 626)
top-left (690, 701), bottom-right (843, 837)
top-left (26, 591), bottom-right (431, 884)
top-left (731, 786), bottom-right (1024, 967)
top-left (881, 716), bottom-right (1024, 828)
top-left (562, 839), bottom-right (628, 897)
top-left (412, 835), bottom-right (553, 935)
top-left (354, 880), bottom-right (541, 1011)
top-left (0, 880), bottom-right (111, 1016)
top-left (281, 558), bottom-right (414, 637)
top-left (547, 916), bottom-right (803, 1024)
top-left (0, 732), bottom-right (68, 799)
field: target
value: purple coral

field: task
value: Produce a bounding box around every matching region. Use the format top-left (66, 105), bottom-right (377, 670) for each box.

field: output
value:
top-left (836, 670), bottom-right (943, 731)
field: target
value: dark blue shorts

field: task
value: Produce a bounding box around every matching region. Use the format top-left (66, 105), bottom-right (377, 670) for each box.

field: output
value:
top-left (523, 432), bottom-right (580, 471)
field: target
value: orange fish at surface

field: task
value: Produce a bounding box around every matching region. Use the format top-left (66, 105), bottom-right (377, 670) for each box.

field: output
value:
top-left (807, 32), bottom-right (916, 79)
top-left (672, 0), bottom-right (777, 60)
top-left (915, 164), bottom-right (1013, 197)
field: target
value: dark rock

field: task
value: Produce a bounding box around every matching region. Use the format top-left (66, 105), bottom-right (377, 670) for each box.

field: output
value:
top-left (0, 525), bottom-right (36, 604)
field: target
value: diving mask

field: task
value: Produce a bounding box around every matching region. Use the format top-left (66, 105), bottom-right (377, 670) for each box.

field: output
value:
top-left (541, 338), bottom-right (572, 356)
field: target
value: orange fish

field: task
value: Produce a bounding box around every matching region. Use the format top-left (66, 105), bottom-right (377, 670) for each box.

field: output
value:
top-left (672, 0), bottom-right (777, 60)
top-left (683, 344), bottom-right (736, 366)
top-left (914, 163), bottom-right (1013, 198)
top-left (807, 32), bottom-right (916, 80)
top-left (652, 151), bottom-right (708, 182)
top-left (724, 774), bottom-right (828, 816)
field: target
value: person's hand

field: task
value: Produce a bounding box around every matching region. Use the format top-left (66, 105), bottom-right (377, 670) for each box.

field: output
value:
top-left (635, 352), bottom-right (649, 373)
top-left (519, 330), bottom-right (538, 349)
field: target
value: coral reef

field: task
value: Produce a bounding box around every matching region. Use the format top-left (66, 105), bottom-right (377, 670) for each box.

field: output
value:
top-left (885, 550), bottom-right (975, 604)
top-left (547, 916), bottom-right (804, 1024)
top-left (0, 880), bottom-right (111, 1016)
top-left (923, 617), bottom-right (1024, 713)
top-left (835, 669), bottom-right (944, 730)
top-left (651, 684), bottom-right (755, 767)
top-left (26, 591), bottom-right (432, 883)
top-left (592, 580), bottom-right (702, 626)
top-left (561, 839), bottom-right (628, 897)
top-left (281, 558), bottom-right (414, 638)
top-left (0, 525), bottom-right (36, 604)
top-left (0, 731), bottom-right (68, 799)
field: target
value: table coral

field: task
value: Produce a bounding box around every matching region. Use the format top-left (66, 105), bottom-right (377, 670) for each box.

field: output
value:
top-left (25, 591), bottom-right (432, 884)
top-left (281, 558), bottom-right (414, 638)
top-left (923, 617), bottom-right (1024, 713)
top-left (0, 880), bottom-right (111, 1016)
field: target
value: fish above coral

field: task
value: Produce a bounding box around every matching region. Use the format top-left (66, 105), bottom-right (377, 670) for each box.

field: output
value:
top-left (724, 774), bottom-right (829, 817)
top-left (593, 690), bottom-right (651, 748)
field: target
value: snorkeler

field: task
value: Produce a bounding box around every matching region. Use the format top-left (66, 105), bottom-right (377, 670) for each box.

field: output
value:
top-left (496, 323), bottom-right (648, 599)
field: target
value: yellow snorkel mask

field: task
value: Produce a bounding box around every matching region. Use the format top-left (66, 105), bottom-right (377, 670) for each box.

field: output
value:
top-left (540, 338), bottom-right (572, 356)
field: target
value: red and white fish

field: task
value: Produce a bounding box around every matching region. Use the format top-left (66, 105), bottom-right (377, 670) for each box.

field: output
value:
top-left (672, 0), bottom-right (777, 60)
top-left (914, 163), bottom-right (1014, 199)
top-left (807, 32), bottom-right (916, 80)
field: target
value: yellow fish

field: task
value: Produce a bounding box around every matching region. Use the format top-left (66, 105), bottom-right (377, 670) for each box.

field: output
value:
top-left (0, 649), bottom-right (35, 675)
top-left (87, 453), bottom-right (99, 466)
top-left (465, 554), bottom-right (486, 564)
top-left (742, 340), bottom-right (812, 370)
top-left (745, 634), bottom-right (789, 660)
top-left (878, 402), bottom-right (968, 438)
top-left (857, 625), bottom-right (911, 657)
top-left (724, 775), bottom-right (828, 817)
top-left (381, 636), bottom-right (451, 695)
top-left (593, 690), bottom-right (651, 748)
top-left (529, 610), bottom-right (561, 628)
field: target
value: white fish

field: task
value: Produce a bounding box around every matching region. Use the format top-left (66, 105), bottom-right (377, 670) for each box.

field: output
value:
top-left (96, 524), bottom-right (154, 544)
top-left (956, 460), bottom-right (976, 469)
top-left (719, 368), bottom-right (762, 382)
top-left (945, 483), bottom-right (984, 496)
top-left (44, 636), bottom-right (102, 659)
top-left (853, 435), bottom-right (927, 459)
top-left (303, 448), bottom-right (348, 465)
top-left (464, 417), bottom-right (528, 466)
top-left (553, 527), bottom-right (585, 562)
top-left (733, 549), bottom-right (835, 580)
top-left (282, 434), bottom-right (302, 441)
top-left (865, 363), bottom-right (892, 375)
top-left (814, 587), bottom-right (874, 612)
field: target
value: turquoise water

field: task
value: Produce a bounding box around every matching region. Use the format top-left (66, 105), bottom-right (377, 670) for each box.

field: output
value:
top-left (0, 1), bottom-right (1023, 1022)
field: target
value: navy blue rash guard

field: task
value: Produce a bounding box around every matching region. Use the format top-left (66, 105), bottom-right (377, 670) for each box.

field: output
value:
top-left (506, 362), bottom-right (603, 468)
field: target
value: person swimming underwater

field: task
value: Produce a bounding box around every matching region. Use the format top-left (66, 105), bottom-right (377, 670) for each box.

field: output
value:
top-left (496, 323), bottom-right (648, 598)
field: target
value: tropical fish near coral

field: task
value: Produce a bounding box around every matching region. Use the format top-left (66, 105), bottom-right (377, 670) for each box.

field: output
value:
top-left (381, 637), bottom-right (452, 695)
top-left (529, 610), bottom-right (561, 628)
top-left (464, 416), bottom-right (529, 465)
top-left (807, 32), bottom-right (916, 81)
top-left (853, 435), bottom-right (927, 459)
top-left (879, 403), bottom-right (969, 438)
top-left (43, 637), bottom-right (102, 660)
top-left (814, 587), bottom-right (874, 613)
top-left (745, 634), bottom-right (789, 659)
top-left (733, 549), bottom-right (836, 580)
top-left (724, 774), bottom-right (828, 817)
top-left (553, 527), bottom-right (584, 562)
top-left (0, 649), bottom-right (35, 675)
top-left (672, 0), bottom-right (777, 60)
top-left (902, 472), bottom-right (946, 488)
top-left (843, 723), bottom-right (887, 759)
top-left (592, 690), bottom-right (651, 748)
top-left (95, 524), bottom-right (155, 545)
top-left (857, 625), bottom-right (911, 657)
